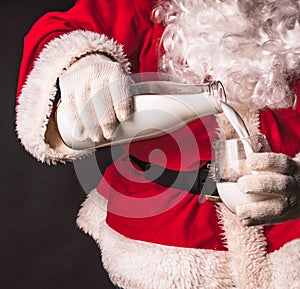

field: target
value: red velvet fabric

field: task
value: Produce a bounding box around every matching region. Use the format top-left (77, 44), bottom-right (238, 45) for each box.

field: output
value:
top-left (17, 0), bottom-right (300, 252)
top-left (17, 0), bottom-right (160, 99)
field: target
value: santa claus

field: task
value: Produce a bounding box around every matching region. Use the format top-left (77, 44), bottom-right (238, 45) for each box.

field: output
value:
top-left (16, 0), bottom-right (300, 288)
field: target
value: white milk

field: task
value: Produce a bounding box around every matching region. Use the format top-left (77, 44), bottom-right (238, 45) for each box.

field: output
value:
top-left (216, 182), bottom-right (274, 213)
top-left (216, 102), bottom-right (276, 211)
top-left (57, 86), bottom-right (223, 150)
top-left (220, 101), bottom-right (253, 157)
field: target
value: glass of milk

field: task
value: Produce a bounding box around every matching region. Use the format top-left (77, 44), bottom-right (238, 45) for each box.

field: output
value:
top-left (213, 133), bottom-right (273, 213)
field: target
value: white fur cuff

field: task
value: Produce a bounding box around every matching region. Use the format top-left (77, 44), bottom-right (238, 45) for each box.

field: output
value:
top-left (16, 30), bottom-right (131, 164)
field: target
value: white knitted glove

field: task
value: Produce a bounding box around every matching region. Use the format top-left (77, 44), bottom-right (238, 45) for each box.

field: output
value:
top-left (57, 54), bottom-right (133, 148)
top-left (236, 152), bottom-right (300, 226)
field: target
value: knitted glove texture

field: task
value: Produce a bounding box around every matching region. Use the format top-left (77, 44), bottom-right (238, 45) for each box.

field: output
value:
top-left (57, 54), bottom-right (133, 145)
top-left (236, 152), bottom-right (300, 226)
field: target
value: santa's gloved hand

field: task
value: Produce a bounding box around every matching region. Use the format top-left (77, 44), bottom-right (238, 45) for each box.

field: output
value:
top-left (236, 152), bottom-right (300, 226)
top-left (57, 54), bottom-right (133, 146)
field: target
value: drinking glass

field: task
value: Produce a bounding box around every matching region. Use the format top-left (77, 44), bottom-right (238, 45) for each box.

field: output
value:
top-left (213, 133), bottom-right (273, 213)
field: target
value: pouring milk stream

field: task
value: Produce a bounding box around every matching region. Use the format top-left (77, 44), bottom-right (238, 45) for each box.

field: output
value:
top-left (56, 80), bottom-right (251, 150)
top-left (56, 79), bottom-right (260, 211)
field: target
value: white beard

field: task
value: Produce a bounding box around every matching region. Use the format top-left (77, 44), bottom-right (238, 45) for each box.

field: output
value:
top-left (153, 0), bottom-right (300, 109)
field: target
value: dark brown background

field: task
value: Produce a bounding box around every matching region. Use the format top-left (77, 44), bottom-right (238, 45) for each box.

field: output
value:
top-left (1, 1), bottom-right (115, 288)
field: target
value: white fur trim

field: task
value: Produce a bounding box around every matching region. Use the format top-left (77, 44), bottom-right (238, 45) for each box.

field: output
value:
top-left (294, 152), bottom-right (300, 160)
top-left (77, 192), bottom-right (233, 288)
top-left (217, 203), bottom-right (272, 289)
top-left (77, 192), bottom-right (300, 288)
top-left (217, 203), bottom-right (300, 289)
top-left (16, 30), bottom-right (131, 164)
top-left (268, 239), bottom-right (300, 288)
top-left (98, 223), bottom-right (233, 289)
top-left (76, 188), bottom-right (107, 242)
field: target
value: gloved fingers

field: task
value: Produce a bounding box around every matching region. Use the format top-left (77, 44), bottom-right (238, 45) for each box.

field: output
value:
top-left (58, 60), bottom-right (131, 142)
top-left (236, 197), bottom-right (291, 226)
top-left (246, 152), bottom-right (298, 174)
top-left (56, 99), bottom-right (89, 144)
top-left (91, 82), bottom-right (118, 140)
top-left (58, 77), bottom-right (90, 142)
top-left (58, 73), bottom-right (78, 122)
top-left (109, 71), bottom-right (134, 122)
top-left (237, 173), bottom-right (296, 197)
top-left (76, 93), bottom-right (105, 143)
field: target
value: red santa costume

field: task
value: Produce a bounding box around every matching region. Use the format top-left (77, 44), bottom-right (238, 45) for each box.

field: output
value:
top-left (16, 0), bottom-right (300, 288)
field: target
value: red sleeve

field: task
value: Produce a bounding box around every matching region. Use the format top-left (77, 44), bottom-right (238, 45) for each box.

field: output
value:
top-left (15, 0), bottom-right (159, 164)
top-left (17, 0), bottom-right (155, 97)
top-left (260, 81), bottom-right (300, 157)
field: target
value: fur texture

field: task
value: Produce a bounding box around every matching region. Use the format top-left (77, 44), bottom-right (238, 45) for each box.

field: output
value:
top-left (76, 107), bottom-right (300, 288)
top-left (77, 191), bottom-right (300, 289)
top-left (16, 30), bottom-right (130, 164)
top-left (76, 188), bottom-right (107, 241)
